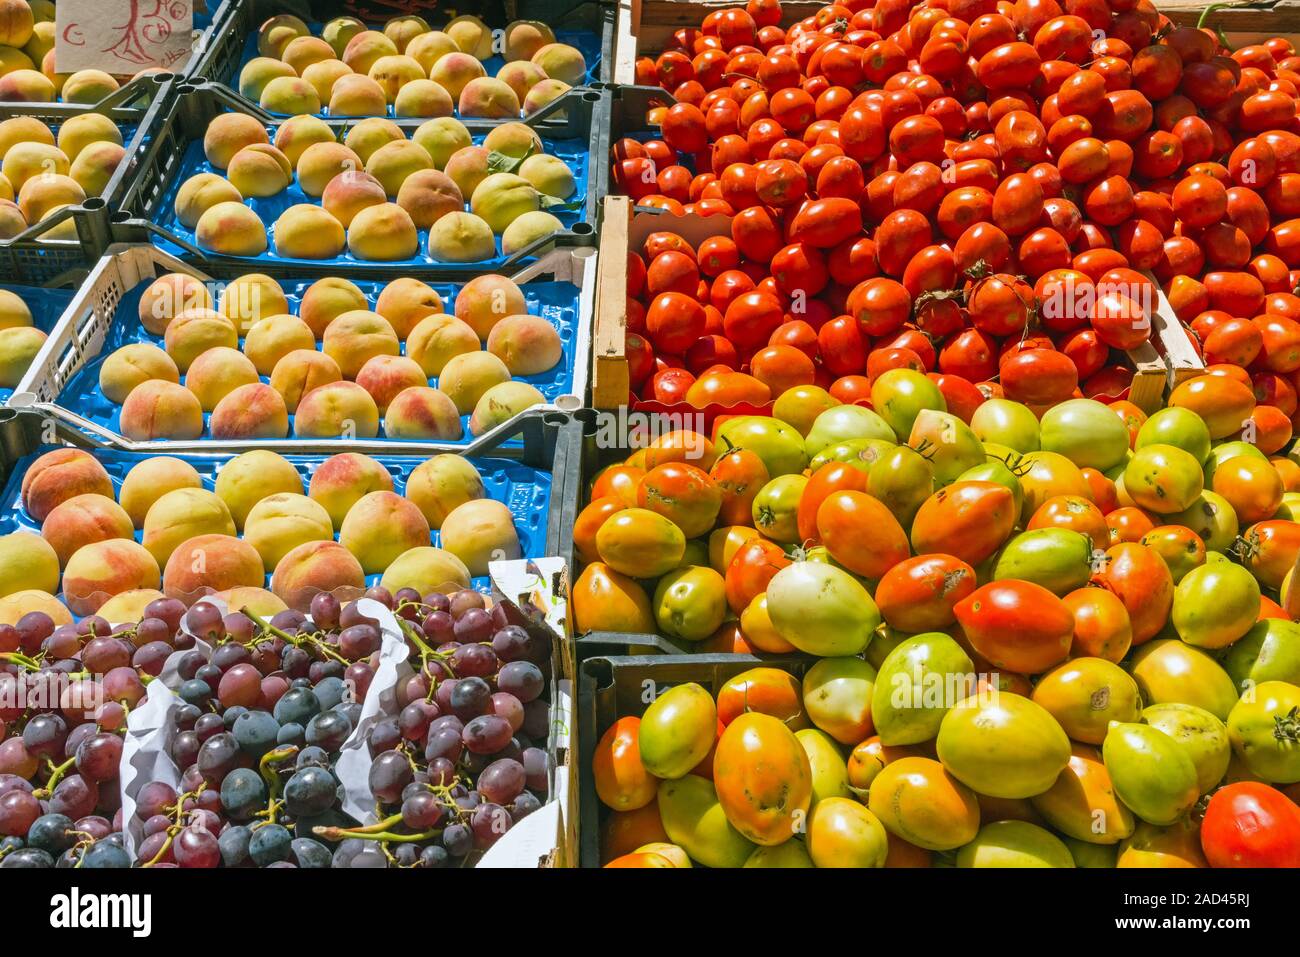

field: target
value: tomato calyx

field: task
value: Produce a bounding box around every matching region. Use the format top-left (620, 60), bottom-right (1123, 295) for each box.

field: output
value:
top-left (1274, 706), bottom-right (1300, 744)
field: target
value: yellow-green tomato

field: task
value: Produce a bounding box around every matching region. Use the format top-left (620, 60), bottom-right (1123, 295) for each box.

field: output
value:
top-left (1227, 680), bottom-right (1300, 784)
top-left (1031, 657), bottom-right (1141, 745)
top-left (801, 655), bottom-right (877, 745)
top-left (1102, 721), bottom-right (1200, 825)
top-left (651, 565), bottom-right (726, 642)
top-left (655, 776), bottom-right (755, 868)
top-left (936, 693), bottom-right (1071, 799)
top-left (1124, 444), bottom-right (1204, 515)
top-left (751, 473), bottom-right (807, 543)
top-left (956, 820), bottom-right (1075, 868)
top-left (1141, 702), bottom-right (1231, 795)
top-left (1128, 639), bottom-right (1239, 721)
top-left (637, 683), bottom-right (717, 779)
top-left (795, 728), bottom-right (851, 810)
top-left (807, 797), bottom-right (889, 868)
top-left (744, 839), bottom-right (815, 868)
top-left (866, 756), bottom-right (980, 851)
top-left (766, 562), bottom-right (880, 656)
top-left (1171, 561), bottom-right (1260, 649)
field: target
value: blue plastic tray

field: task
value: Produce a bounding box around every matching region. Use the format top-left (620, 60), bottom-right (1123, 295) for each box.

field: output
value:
top-left (153, 124), bottom-right (589, 268)
top-left (233, 26), bottom-right (602, 119)
top-left (0, 445), bottom-right (553, 606)
top-left (54, 274), bottom-right (580, 446)
top-left (0, 283), bottom-right (76, 404)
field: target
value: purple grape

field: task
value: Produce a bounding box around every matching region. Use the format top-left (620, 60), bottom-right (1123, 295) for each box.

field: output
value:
top-left (498, 661), bottom-right (544, 703)
top-left (187, 602), bottom-right (225, 642)
top-left (470, 803), bottom-right (511, 849)
top-left (401, 791), bottom-right (444, 829)
top-left (364, 586), bottom-right (393, 608)
top-left (462, 714), bottom-right (513, 755)
top-left (478, 759), bottom-right (525, 805)
top-left (132, 641), bottom-right (173, 677)
top-left (449, 590), bottom-right (485, 618)
top-left (309, 593), bottom-right (340, 630)
top-left (144, 598), bottom-right (185, 633)
top-left (452, 608), bottom-right (493, 644)
top-left (14, 612), bottom-right (54, 655)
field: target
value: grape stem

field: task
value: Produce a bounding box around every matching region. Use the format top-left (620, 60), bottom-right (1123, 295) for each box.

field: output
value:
top-left (258, 745), bottom-right (300, 799)
top-left (242, 608), bottom-right (349, 666)
top-left (33, 755), bottom-right (76, 799)
top-left (313, 813), bottom-right (403, 839)
top-left (316, 826), bottom-right (443, 844)
top-left (0, 651), bottom-right (41, 671)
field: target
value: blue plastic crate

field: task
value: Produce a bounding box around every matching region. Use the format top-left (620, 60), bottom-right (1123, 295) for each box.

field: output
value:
top-left (0, 284), bottom-right (76, 403)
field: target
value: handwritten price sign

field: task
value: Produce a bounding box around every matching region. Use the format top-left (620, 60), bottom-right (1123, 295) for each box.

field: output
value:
top-left (55, 0), bottom-right (193, 75)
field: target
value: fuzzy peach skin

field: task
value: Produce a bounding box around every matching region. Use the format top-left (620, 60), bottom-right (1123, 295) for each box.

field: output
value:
top-left (269, 349), bottom-right (343, 414)
top-left (210, 382), bottom-right (291, 439)
top-left (0, 531), bottom-right (59, 598)
top-left (243, 493), bottom-right (334, 570)
top-left (119, 457), bottom-right (203, 529)
top-left (163, 533), bottom-right (266, 605)
top-left (119, 380), bottom-right (205, 441)
top-left (321, 310), bottom-right (399, 378)
top-left (293, 381), bottom-right (380, 438)
top-left (308, 452), bottom-right (394, 529)
top-left (98, 343), bottom-right (180, 405)
top-left (141, 488), bottom-right (237, 568)
top-left (185, 347), bottom-right (259, 412)
top-left (379, 546), bottom-right (471, 596)
top-left (21, 448), bottom-right (113, 523)
top-left (354, 354), bottom-right (426, 413)
top-left (454, 274), bottom-right (526, 341)
top-left (62, 539), bottom-right (162, 616)
top-left (97, 589), bottom-right (167, 625)
top-left (404, 454), bottom-right (485, 529)
top-left (338, 490), bottom-right (431, 575)
top-left (0, 590), bottom-right (73, 627)
top-left (270, 540), bottom-right (367, 612)
top-left (40, 493), bottom-right (133, 567)
top-left (244, 314), bottom-right (316, 376)
top-left (375, 277), bottom-right (445, 339)
top-left (217, 586), bottom-right (287, 618)
top-left (213, 450), bottom-right (303, 530)
top-left (299, 277), bottom-right (368, 338)
top-left (384, 386), bottom-right (462, 440)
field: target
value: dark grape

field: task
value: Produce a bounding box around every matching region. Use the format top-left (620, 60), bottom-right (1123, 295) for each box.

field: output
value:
top-left (477, 759), bottom-right (526, 805)
top-left (313, 676), bottom-right (347, 711)
top-left (305, 711), bottom-right (351, 752)
top-left (26, 813), bottom-right (76, 854)
top-left (345, 662), bottom-right (374, 703)
top-left (452, 608), bottom-right (493, 644)
top-left (80, 842), bottom-right (131, 868)
top-left (218, 825), bottom-right (253, 867)
top-left (232, 710), bottom-right (280, 757)
top-left (451, 642), bottom-right (496, 677)
top-left (15, 612), bottom-right (55, 655)
top-left (462, 714), bottom-right (513, 754)
top-left (367, 717), bottom-right (401, 756)
top-left (309, 592), bottom-right (341, 629)
top-left (400, 791), bottom-right (443, 829)
top-left (420, 844), bottom-right (449, 868)
top-left (470, 803), bottom-right (510, 848)
top-left (174, 826), bottom-right (221, 868)
top-left (369, 750), bottom-right (414, 804)
top-left (0, 790), bottom-right (40, 837)
top-left (511, 791), bottom-right (542, 821)
top-left (521, 747), bottom-right (550, 793)
top-left (195, 663), bottom-right (222, 687)
top-left (132, 640), bottom-right (173, 677)
top-left (76, 616), bottom-right (110, 638)
top-left (194, 712), bottom-right (225, 741)
top-left (289, 838), bottom-right (331, 868)
top-left (491, 625), bottom-right (531, 662)
top-left (281, 646), bottom-right (311, 679)
top-left (74, 733), bottom-right (123, 783)
top-left (421, 610), bottom-right (454, 643)
top-left (175, 650), bottom-right (206, 682)
top-left (187, 602), bottom-right (225, 642)
top-left (270, 609), bottom-right (307, 633)
top-left (248, 822), bottom-right (292, 867)
top-left (442, 823), bottom-right (472, 857)
top-left (399, 700), bottom-right (436, 741)
top-left (135, 781), bottom-right (177, 819)
top-left (338, 624), bottom-right (379, 661)
top-left (277, 723), bottom-right (305, 747)
top-left (134, 617), bottom-right (171, 647)
top-left (339, 603), bottom-right (377, 630)
top-left (449, 676), bottom-right (492, 720)
top-left (211, 642), bottom-right (252, 672)
top-left (284, 767), bottom-right (337, 817)
top-left (197, 732), bottom-right (243, 785)
top-left (48, 776), bottom-right (97, 820)
top-left (424, 726), bottom-right (463, 764)
top-left (219, 768), bottom-right (267, 822)
top-left (422, 593), bottom-right (450, 613)
top-left (498, 661), bottom-right (544, 703)
top-left (178, 678), bottom-right (213, 707)
top-left (1, 848), bottom-right (54, 868)
top-left (426, 757), bottom-right (455, 788)
top-left (273, 687), bottom-right (322, 726)
top-left (522, 699), bottom-right (549, 739)
top-left (21, 713), bottom-right (68, 758)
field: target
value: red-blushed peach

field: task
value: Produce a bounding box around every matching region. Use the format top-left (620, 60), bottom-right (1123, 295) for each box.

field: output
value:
top-left (62, 539), bottom-right (161, 616)
top-left (355, 354), bottom-right (427, 412)
top-left (142, 487), bottom-right (237, 567)
top-left (454, 274), bottom-right (526, 340)
top-left (413, 116), bottom-right (471, 169)
top-left (504, 21), bottom-right (555, 61)
top-left (504, 210), bottom-right (565, 256)
top-left (238, 56), bottom-right (296, 101)
top-left (532, 43), bottom-right (587, 85)
top-left (163, 534), bottom-right (265, 604)
top-left (346, 201), bottom-right (419, 261)
top-left (394, 79), bottom-right (453, 118)
top-left (137, 272), bottom-right (212, 336)
top-left (438, 350), bottom-right (510, 414)
top-left (218, 273), bottom-right (290, 331)
top-left (365, 139), bottom-right (432, 196)
top-left (56, 113), bottom-right (123, 161)
top-left (299, 276), bottom-right (368, 338)
top-left (21, 448), bottom-right (114, 522)
top-left (469, 381), bottom-right (546, 436)
top-left (375, 276), bottom-right (444, 338)
top-left (61, 69), bottom-right (118, 104)
top-left (40, 493), bottom-right (133, 567)
top-left (496, 61), bottom-right (547, 104)
top-left (259, 77), bottom-right (322, 115)
top-left (184, 346), bottom-right (259, 411)
top-left (174, 173), bottom-right (244, 231)
top-left (458, 77), bottom-right (520, 119)
top-left (97, 588), bottom-right (166, 624)
top-left (523, 79), bottom-right (570, 115)
top-left (342, 117), bottom-right (404, 164)
top-left (384, 386), bottom-right (463, 440)
top-left (293, 381), bottom-right (381, 438)
top-left (257, 14), bottom-right (309, 57)
top-left (446, 14), bottom-right (492, 57)
top-left (269, 348), bottom-right (342, 413)
top-left (0, 589), bottom-right (71, 627)
top-left (0, 68), bottom-right (54, 102)
top-left (0, 530), bottom-right (59, 598)
top-left (383, 15), bottom-right (429, 52)
top-left (214, 450), bottom-right (303, 529)
top-left (429, 51), bottom-right (485, 100)
top-left (99, 343), bottom-right (180, 404)
top-left (226, 143), bottom-right (292, 198)
top-left (119, 380), bottom-right (205, 441)
top-left (338, 490), bottom-right (430, 574)
top-left (119, 457), bottom-right (203, 528)
top-left (270, 540), bottom-right (367, 612)
top-left (439, 499), bottom-right (521, 575)
top-left (342, 30), bottom-right (398, 74)
top-left (163, 308), bottom-right (238, 371)
top-left (328, 72), bottom-right (388, 117)
top-left (296, 141), bottom-right (364, 198)
top-left (302, 59), bottom-right (351, 104)
top-left (202, 113), bottom-right (270, 170)
top-left (368, 54), bottom-right (424, 102)
top-left (273, 204), bottom-right (346, 259)
top-left (2, 141), bottom-right (67, 193)
top-left (217, 586), bottom-right (287, 618)
top-left (379, 546), bottom-right (471, 596)
top-left (443, 145), bottom-right (491, 199)
top-left (405, 454), bottom-right (485, 529)
top-left (307, 452), bottom-right (394, 528)
top-left (68, 140), bottom-right (127, 195)
top-left (211, 382), bottom-right (290, 439)
top-left (395, 168), bottom-right (461, 232)
top-left (426, 211), bottom-right (496, 263)
top-left (243, 314), bottom-right (316, 375)
top-left (195, 202), bottom-right (268, 257)
top-left (321, 309), bottom-right (399, 377)
top-left (243, 493), bottom-right (334, 570)
top-left (406, 31), bottom-right (458, 73)
top-left (17, 172), bottom-right (83, 222)
top-left (486, 313), bottom-right (562, 374)
top-left (402, 313), bottom-right (479, 377)
top-left (282, 36), bottom-right (335, 75)
top-left (323, 16), bottom-right (366, 57)
top-left (322, 169), bottom-right (387, 228)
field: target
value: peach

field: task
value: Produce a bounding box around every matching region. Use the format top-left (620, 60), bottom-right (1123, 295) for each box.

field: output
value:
top-left (384, 15), bottom-right (430, 52)
top-left (532, 43), bottom-right (586, 85)
top-left (328, 73), bottom-right (387, 116)
top-left (195, 202), bottom-right (268, 256)
top-left (376, 276), bottom-right (444, 337)
top-left (239, 56), bottom-right (296, 101)
top-left (322, 169), bottom-right (386, 227)
top-left (17, 172), bottom-right (83, 222)
top-left (163, 307), bottom-right (238, 371)
top-left (426, 211), bottom-right (496, 263)
top-left (282, 36), bottom-right (335, 74)
top-left (496, 61), bottom-right (547, 103)
top-left (142, 488), bottom-right (237, 566)
top-left (365, 139), bottom-right (432, 196)
top-left (33, 201), bottom-right (76, 239)
top-left (406, 31), bottom-right (459, 73)
top-left (322, 16), bottom-right (365, 57)
top-left (356, 354), bottom-right (426, 412)
top-left (214, 450), bottom-right (303, 529)
top-left (211, 383), bottom-right (290, 439)
top-left (0, 326), bottom-right (44, 387)
top-left (486, 314), bottom-right (562, 375)
top-left (445, 15), bottom-right (493, 59)
top-left (439, 499), bottom-right (520, 575)
top-left (216, 586), bottom-right (286, 618)
top-left (406, 313), bottom-right (479, 377)
top-left (346, 201), bottom-right (419, 261)
top-left (405, 454), bottom-right (486, 529)
top-left (138, 272), bottom-right (212, 335)
top-left (293, 381), bottom-right (380, 438)
top-left (202, 113), bottom-right (270, 170)
top-left (269, 348), bottom-right (342, 413)
top-left (60, 69), bottom-right (118, 104)
top-left (62, 539), bottom-right (161, 616)
top-left (68, 140), bottom-right (126, 195)
top-left (321, 309), bottom-right (398, 377)
top-left (504, 21), bottom-right (556, 62)
top-left (270, 540), bottom-right (366, 612)
top-left (394, 78), bottom-right (453, 118)
top-left (455, 274), bottom-right (526, 340)
top-left (523, 80), bottom-right (571, 115)
top-left (273, 204), bottom-right (346, 259)
top-left (308, 452), bottom-right (394, 529)
top-left (458, 78), bottom-right (520, 119)
top-left (184, 346), bottom-right (258, 411)
top-left (0, 530), bottom-right (59, 598)
top-left (301, 58), bottom-right (351, 103)
top-left (98, 342), bottom-right (179, 404)
top-left (0, 287), bottom-right (30, 327)
top-left (174, 173), bottom-right (244, 231)
top-left (368, 54), bottom-right (424, 103)
top-left (227, 143), bottom-right (292, 198)
top-left (518, 153), bottom-right (575, 198)
top-left (395, 167), bottom-right (461, 230)
top-left (299, 276), bottom-right (368, 338)
top-left (23, 18), bottom-right (53, 63)
top-left (379, 546), bottom-right (471, 596)
top-left (0, 590), bottom-right (70, 627)
top-left (0, 0), bottom-right (34, 47)
top-left (272, 114), bottom-right (334, 166)
top-left (384, 386), bottom-right (462, 440)
top-left (0, 68), bottom-right (53, 101)
top-left (260, 76), bottom-right (321, 114)
top-left (470, 172), bottom-right (542, 232)
top-left (56, 113), bottom-right (122, 162)
top-left (343, 30), bottom-right (399, 75)
top-left (0, 117), bottom-right (51, 156)
top-left (218, 274), bottom-right (290, 330)
top-left (119, 380), bottom-right (205, 440)
top-left (97, 589), bottom-right (166, 624)
top-left (469, 381), bottom-right (546, 436)
top-left (119, 457), bottom-right (203, 528)
top-left (338, 490), bottom-right (430, 574)
top-left (243, 493), bottom-right (334, 570)
top-left (257, 14), bottom-right (309, 58)
top-left (163, 534), bottom-right (265, 604)
top-left (502, 210), bottom-right (563, 255)
top-left (413, 117), bottom-right (471, 169)
top-left (429, 52), bottom-right (486, 101)
top-left (296, 141), bottom-right (363, 197)
top-left (38, 48), bottom-right (65, 95)
top-left (443, 145), bottom-right (491, 199)
top-left (2, 141), bottom-right (67, 192)
top-left (243, 314), bottom-right (315, 375)
top-left (0, 198), bottom-right (23, 239)
top-left (438, 351), bottom-right (511, 414)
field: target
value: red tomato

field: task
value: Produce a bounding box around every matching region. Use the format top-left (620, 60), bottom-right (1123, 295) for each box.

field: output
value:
top-left (1201, 783), bottom-right (1300, 868)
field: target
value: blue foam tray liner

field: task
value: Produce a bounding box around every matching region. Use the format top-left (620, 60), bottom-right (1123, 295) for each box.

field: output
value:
top-left (0, 446), bottom-right (553, 602)
top-left (0, 283), bottom-right (76, 403)
top-left (54, 274), bottom-right (579, 447)
top-left (153, 123), bottom-right (589, 268)
top-left (231, 26), bottom-right (601, 118)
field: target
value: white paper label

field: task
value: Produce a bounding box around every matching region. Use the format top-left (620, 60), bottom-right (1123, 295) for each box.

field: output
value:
top-left (55, 0), bottom-right (193, 75)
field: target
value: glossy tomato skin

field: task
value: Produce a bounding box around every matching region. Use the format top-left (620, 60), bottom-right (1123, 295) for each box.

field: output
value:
top-left (954, 580), bottom-right (1074, 674)
top-left (594, 717), bottom-right (658, 811)
top-left (1201, 782), bottom-right (1300, 867)
top-left (874, 554), bottom-right (978, 632)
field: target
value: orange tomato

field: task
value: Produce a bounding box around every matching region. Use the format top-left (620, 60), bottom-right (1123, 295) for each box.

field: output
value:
top-left (874, 553), bottom-right (978, 632)
top-left (1090, 542), bottom-right (1174, 645)
top-left (816, 490), bottom-right (912, 578)
top-left (593, 717), bottom-right (658, 811)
